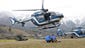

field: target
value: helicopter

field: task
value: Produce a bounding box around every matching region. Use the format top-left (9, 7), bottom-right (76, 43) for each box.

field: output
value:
top-left (9, 0), bottom-right (64, 29)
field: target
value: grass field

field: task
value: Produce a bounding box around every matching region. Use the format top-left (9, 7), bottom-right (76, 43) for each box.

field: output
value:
top-left (0, 38), bottom-right (85, 48)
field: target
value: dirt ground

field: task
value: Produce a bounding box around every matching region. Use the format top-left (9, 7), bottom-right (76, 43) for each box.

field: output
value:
top-left (0, 38), bottom-right (85, 48)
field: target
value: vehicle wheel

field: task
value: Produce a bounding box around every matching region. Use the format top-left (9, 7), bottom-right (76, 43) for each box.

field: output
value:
top-left (71, 34), bottom-right (77, 38)
top-left (71, 36), bottom-right (74, 38)
top-left (15, 35), bottom-right (22, 41)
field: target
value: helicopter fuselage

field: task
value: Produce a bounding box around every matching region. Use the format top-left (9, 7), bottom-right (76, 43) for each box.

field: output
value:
top-left (31, 11), bottom-right (64, 26)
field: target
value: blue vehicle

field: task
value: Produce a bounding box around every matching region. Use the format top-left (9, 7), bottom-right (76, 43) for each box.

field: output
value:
top-left (65, 27), bottom-right (85, 38)
top-left (71, 28), bottom-right (85, 38)
top-left (9, 0), bottom-right (64, 29)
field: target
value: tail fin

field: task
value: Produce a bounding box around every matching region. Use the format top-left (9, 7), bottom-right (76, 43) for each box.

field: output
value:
top-left (9, 17), bottom-right (17, 25)
top-left (9, 16), bottom-right (31, 27)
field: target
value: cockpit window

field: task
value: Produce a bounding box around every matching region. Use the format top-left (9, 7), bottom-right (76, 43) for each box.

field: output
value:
top-left (50, 12), bottom-right (60, 19)
top-left (50, 12), bottom-right (57, 16)
top-left (35, 15), bottom-right (45, 23)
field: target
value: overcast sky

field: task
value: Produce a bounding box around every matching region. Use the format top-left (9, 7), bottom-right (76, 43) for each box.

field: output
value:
top-left (0, 0), bottom-right (85, 22)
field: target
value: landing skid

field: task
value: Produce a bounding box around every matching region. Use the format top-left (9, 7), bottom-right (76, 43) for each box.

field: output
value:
top-left (41, 26), bottom-right (56, 29)
top-left (39, 23), bottom-right (61, 29)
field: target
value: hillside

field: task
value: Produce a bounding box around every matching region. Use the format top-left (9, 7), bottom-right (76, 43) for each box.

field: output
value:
top-left (0, 25), bottom-right (29, 39)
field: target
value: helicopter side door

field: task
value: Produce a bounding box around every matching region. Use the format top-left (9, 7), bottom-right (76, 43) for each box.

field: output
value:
top-left (31, 11), bottom-right (46, 26)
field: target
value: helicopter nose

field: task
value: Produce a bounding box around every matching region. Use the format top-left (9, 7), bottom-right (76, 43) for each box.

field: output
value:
top-left (60, 15), bottom-right (64, 18)
top-left (59, 14), bottom-right (64, 18)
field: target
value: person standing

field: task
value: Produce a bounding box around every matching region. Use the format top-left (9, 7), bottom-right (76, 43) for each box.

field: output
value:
top-left (57, 29), bottom-right (64, 42)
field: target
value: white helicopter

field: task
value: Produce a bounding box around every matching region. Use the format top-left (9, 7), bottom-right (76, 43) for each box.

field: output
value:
top-left (9, 0), bottom-right (64, 29)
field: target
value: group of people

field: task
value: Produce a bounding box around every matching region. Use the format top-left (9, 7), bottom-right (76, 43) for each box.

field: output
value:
top-left (45, 29), bottom-right (64, 43)
top-left (45, 34), bottom-right (57, 43)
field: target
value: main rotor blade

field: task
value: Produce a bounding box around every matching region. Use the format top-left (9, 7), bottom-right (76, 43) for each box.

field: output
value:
top-left (13, 9), bottom-right (41, 11)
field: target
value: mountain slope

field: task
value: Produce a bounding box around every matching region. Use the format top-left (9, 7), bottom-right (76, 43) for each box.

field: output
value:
top-left (0, 25), bottom-right (29, 39)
